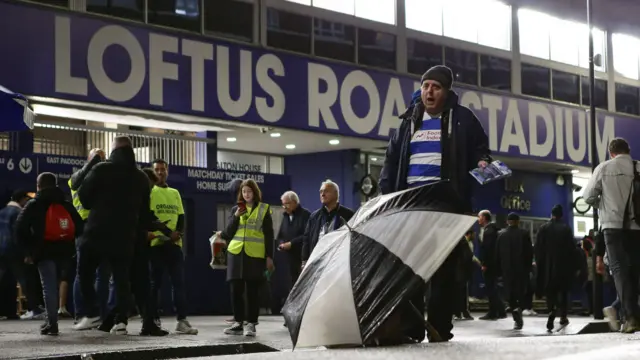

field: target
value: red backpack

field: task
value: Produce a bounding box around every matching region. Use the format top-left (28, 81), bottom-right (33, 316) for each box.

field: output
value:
top-left (44, 204), bottom-right (75, 242)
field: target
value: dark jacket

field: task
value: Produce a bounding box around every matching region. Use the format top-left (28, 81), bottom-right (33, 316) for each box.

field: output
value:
top-left (14, 187), bottom-right (82, 262)
top-left (378, 90), bottom-right (491, 212)
top-left (496, 226), bottom-right (533, 288)
top-left (221, 203), bottom-right (275, 281)
top-left (69, 155), bottom-right (102, 191)
top-left (535, 219), bottom-right (577, 295)
top-left (302, 204), bottom-right (355, 261)
top-left (77, 147), bottom-right (150, 256)
top-left (277, 205), bottom-right (311, 258)
top-left (480, 223), bottom-right (499, 276)
top-left (0, 202), bottom-right (23, 257)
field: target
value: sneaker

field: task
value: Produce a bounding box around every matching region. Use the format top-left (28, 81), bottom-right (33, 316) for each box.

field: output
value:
top-left (110, 323), bottom-right (127, 335)
top-left (244, 322), bottom-right (256, 337)
top-left (72, 316), bottom-right (101, 331)
top-left (154, 318), bottom-right (162, 327)
top-left (603, 307), bottom-right (620, 331)
top-left (40, 322), bottom-right (59, 336)
top-left (175, 319), bottom-right (198, 335)
top-left (22, 310), bottom-right (45, 320)
top-left (522, 309), bottom-right (537, 316)
top-left (224, 322), bottom-right (243, 335)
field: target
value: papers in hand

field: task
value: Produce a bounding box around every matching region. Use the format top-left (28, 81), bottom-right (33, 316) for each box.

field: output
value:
top-left (209, 231), bottom-right (227, 270)
top-left (469, 160), bottom-right (512, 185)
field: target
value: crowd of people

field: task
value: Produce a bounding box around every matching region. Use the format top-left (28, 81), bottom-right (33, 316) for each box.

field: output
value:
top-left (0, 64), bottom-right (637, 344)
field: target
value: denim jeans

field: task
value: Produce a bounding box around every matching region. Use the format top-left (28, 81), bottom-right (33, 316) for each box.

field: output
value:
top-left (604, 229), bottom-right (640, 323)
top-left (37, 260), bottom-right (63, 325)
top-left (73, 249), bottom-right (111, 319)
top-left (149, 244), bottom-right (187, 320)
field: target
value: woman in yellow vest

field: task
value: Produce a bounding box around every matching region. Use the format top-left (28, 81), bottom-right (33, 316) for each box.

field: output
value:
top-left (220, 179), bottom-right (275, 337)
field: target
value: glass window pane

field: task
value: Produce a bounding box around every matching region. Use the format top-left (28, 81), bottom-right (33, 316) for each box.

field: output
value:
top-left (477, 1), bottom-right (511, 50)
top-left (445, 47), bottom-right (478, 86)
top-left (407, 39), bottom-right (443, 76)
top-left (358, 29), bottom-right (396, 70)
top-left (148, 0), bottom-right (201, 33)
top-left (552, 70), bottom-right (580, 104)
top-left (518, 9), bottom-right (551, 59)
top-left (581, 76), bottom-right (608, 110)
top-left (521, 63), bottom-right (551, 99)
top-left (314, 19), bottom-right (355, 62)
top-left (313, 0), bottom-right (355, 15)
top-left (267, 9), bottom-right (311, 54)
top-left (573, 216), bottom-right (594, 238)
top-left (32, 0), bottom-right (68, 7)
top-left (405, 0), bottom-right (443, 35)
top-left (612, 33), bottom-right (640, 80)
top-left (480, 55), bottom-right (511, 91)
top-left (287, 0), bottom-right (311, 4)
top-left (550, 19), bottom-right (581, 66)
top-left (443, 2), bottom-right (477, 43)
top-left (355, 0), bottom-right (395, 25)
top-left (87, 0), bottom-right (144, 21)
top-left (578, 28), bottom-right (606, 71)
top-left (204, 0), bottom-right (253, 41)
top-left (615, 83), bottom-right (640, 115)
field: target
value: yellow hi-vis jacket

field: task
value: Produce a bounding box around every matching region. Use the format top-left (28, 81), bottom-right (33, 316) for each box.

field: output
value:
top-left (227, 203), bottom-right (270, 259)
top-left (68, 178), bottom-right (90, 220)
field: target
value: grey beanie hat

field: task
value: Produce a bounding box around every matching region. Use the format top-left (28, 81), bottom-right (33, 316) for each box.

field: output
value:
top-left (421, 65), bottom-right (454, 90)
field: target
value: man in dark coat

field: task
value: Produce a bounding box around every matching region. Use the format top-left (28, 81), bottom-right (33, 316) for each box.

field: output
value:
top-left (478, 210), bottom-right (506, 320)
top-left (73, 136), bottom-right (151, 335)
top-left (277, 191), bottom-right (311, 285)
top-left (535, 205), bottom-right (576, 331)
top-left (378, 65), bottom-right (491, 343)
top-left (496, 213), bottom-right (533, 330)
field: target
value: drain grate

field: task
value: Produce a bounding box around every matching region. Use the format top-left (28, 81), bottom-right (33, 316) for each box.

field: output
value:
top-left (31, 343), bottom-right (279, 360)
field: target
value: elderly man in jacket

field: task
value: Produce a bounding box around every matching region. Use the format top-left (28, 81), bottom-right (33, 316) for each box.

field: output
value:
top-left (379, 65), bottom-right (491, 343)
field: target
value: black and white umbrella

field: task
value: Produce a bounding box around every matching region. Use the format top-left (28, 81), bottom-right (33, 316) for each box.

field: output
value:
top-left (282, 181), bottom-right (477, 349)
top-left (0, 85), bottom-right (35, 131)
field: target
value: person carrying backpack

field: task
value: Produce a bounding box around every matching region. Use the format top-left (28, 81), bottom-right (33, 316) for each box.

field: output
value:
top-left (15, 173), bottom-right (82, 335)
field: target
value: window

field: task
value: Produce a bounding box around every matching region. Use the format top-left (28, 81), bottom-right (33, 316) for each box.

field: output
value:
top-left (313, 0), bottom-right (354, 16)
top-left (286, 0), bottom-right (311, 4)
top-left (204, 0), bottom-right (253, 41)
top-left (519, 8), bottom-right (606, 70)
top-left (358, 29), bottom-right (396, 70)
top-left (612, 33), bottom-right (640, 80)
top-left (552, 70), bottom-right (580, 104)
top-left (581, 76), bottom-right (608, 110)
top-left (405, 0), bottom-right (443, 36)
top-left (521, 63), bottom-right (551, 99)
top-left (407, 39), bottom-right (443, 76)
top-left (480, 55), bottom-right (511, 91)
top-left (148, 0), bottom-right (200, 32)
top-left (443, 2), bottom-right (478, 43)
top-left (267, 9), bottom-right (311, 54)
top-left (445, 48), bottom-right (478, 86)
top-left (32, 0), bottom-right (68, 7)
top-left (615, 83), bottom-right (640, 115)
top-left (87, 0), bottom-right (144, 21)
top-left (355, 0), bottom-right (395, 25)
top-left (314, 19), bottom-right (355, 62)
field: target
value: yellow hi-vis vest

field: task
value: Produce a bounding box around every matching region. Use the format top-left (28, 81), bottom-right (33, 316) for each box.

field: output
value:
top-left (227, 203), bottom-right (270, 259)
top-left (68, 178), bottom-right (90, 220)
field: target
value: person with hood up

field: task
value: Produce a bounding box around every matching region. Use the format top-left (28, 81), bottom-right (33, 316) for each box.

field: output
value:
top-left (15, 173), bottom-right (83, 335)
top-left (73, 136), bottom-right (151, 335)
top-left (378, 65), bottom-right (491, 343)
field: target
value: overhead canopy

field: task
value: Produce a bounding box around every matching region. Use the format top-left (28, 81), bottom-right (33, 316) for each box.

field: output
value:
top-left (0, 85), bottom-right (35, 132)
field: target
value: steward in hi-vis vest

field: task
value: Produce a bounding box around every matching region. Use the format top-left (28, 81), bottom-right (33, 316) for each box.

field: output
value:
top-left (69, 149), bottom-right (105, 221)
top-left (227, 202), bottom-right (270, 258)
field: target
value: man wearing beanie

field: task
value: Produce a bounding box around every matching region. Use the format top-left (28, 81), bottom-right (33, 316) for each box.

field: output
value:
top-left (496, 213), bottom-right (533, 330)
top-left (534, 204), bottom-right (576, 332)
top-left (379, 65), bottom-right (491, 343)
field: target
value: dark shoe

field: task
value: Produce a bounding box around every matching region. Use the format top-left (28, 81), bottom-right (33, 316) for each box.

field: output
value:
top-left (546, 315), bottom-right (555, 331)
top-left (140, 324), bottom-right (169, 337)
top-left (462, 312), bottom-right (474, 320)
top-left (559, 318), bottom-right (569, 326)
top-left (98, 318), bottom-right (115, 333)
top-left (41, 322), bottom-right (59, 336)
top-left (479, 313), bottom-right (498, 321)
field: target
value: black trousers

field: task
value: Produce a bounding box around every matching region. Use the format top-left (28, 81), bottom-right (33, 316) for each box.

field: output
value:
top-left (484, 275), bottom-right (506, 316)
top-left (230, 279), bottom-right (261, 323)
top-left (506, 280), bottom-right (525, 321)
top-left (78, 244), bottom-right (132, 325)
top-left (129, 245), bottom-right (154, 326)
top-left (546, 290), bottom-right (569, 319)
top-left (455, 282), bottom-right (470, 315)
top-left (427, 261), bottom-right (457, 339)
top-left (289, 254), bottom-right (302, 285)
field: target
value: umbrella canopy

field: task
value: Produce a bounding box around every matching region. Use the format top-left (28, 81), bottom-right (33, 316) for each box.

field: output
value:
top-left (282, 181), bottom-right (477, 349)
top-left (0, 85), bottom-right (35, 131)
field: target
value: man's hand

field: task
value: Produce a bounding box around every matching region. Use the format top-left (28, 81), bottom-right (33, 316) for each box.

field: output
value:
top-left (278, 242), bottom-right (292, 251)
top-left (596, 256), bottom-right (605, 275)
top-left (266, 257), bottom-right (275, 273)
top-left (147, 232), bottom-right (157, 242)
top-left (478, 160), bottom-right (488, 169)
top-left (170, 231), bottom-right (181, 242)
top-left (481, 265), bottom-right (487, 272)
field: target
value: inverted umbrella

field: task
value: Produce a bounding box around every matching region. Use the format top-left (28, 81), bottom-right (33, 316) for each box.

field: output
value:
top-left (282, 181), bottom-right (477, 349)
top-left (0, 85), bottom-right (35, 131)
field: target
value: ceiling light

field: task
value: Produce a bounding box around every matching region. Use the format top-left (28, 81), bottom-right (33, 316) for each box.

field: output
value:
top-left (371, 157), bottom-right (378, 161)
top-left (226, 137), bottom-right (237, 142)
top-left (270, 132), bottom-right (281, 138)
top-left (571, 169), bottom-right (579, 174)
top-left (285, 144), bottom-right (296, 150)
top-left (329, 139), bottom-right (340, 145)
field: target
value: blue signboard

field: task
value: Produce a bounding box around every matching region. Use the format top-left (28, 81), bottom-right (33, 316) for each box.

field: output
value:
top-left (0, 0), bottom-right (635, 166)
top-left (0, 152), bottom-right (36, 187)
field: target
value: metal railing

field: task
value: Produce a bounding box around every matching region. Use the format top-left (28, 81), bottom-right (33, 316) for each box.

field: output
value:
top-left (33, 122), bottom-right (215, 168)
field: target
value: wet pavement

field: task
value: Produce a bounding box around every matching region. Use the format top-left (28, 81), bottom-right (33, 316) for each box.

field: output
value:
top-left (0, 314), bottom-right (622, 360)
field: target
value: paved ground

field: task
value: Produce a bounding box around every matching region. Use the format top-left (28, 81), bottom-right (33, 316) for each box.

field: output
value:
top-left (0, 314), bottom-right (631, 360)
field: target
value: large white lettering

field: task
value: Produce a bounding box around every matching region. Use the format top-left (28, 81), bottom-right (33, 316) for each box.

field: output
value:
top-left (181, 39), bottom-right (214, 112)
top-left (149, 33), bottom-right (179, 106)
top-left (528, 103), bottom-right (554, 158)
top-left (54, 17), bottom-right (87, 96)
top-left (255, 54), bottom-right (286, 123)
top-left (308, 63), bottom-right (339, 130)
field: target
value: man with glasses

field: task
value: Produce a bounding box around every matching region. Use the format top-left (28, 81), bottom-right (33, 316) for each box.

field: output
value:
top-left (277, 191), bottom-right (310, 285)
